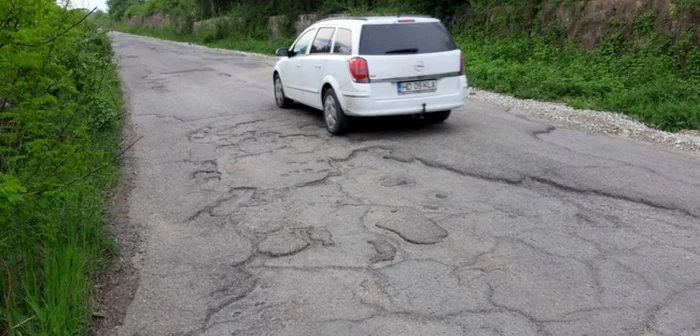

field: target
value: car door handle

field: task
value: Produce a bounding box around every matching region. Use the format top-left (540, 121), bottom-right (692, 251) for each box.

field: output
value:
top-left (295, 63), bottom-right (301, 68)
top-left (314, 64), bottom-right (322, 68)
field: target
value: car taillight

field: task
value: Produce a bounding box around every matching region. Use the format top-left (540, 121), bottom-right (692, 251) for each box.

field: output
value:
top-left (348, 57), bottom-right (369, 83)
top-left (459, 51), bottom-right (464, 75)
top-left (397, 19), bottom-right (415, 23)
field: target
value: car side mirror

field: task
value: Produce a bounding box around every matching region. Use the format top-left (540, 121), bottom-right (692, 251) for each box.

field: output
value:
top-left (275, 48), bottom-right (289, 57)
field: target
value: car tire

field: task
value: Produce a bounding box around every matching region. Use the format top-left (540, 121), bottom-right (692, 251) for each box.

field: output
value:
top-left (274, 74), bottom-right (293, 109)
top-left (322, 88), bottom-right (350, 135)
top-left (423, 110), bottom-right (451, 124)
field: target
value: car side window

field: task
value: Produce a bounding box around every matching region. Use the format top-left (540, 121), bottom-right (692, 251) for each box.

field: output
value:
top-left (292, 29), bottom-right (316, 56)
top-left (310, 28), bottom-right (335, 54)
top-left (332, 28), bottom-right (352, 54)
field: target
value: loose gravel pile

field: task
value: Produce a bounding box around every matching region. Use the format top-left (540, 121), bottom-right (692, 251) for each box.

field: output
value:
top-left (469, 88), bottom-right (700, 155)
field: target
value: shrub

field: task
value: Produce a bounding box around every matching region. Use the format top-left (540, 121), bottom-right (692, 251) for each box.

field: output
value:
top-left (0, 1), bottom-right (123, 335)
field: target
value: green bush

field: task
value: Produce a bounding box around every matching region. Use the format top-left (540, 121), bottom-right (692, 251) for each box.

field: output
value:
top-left (455, 28), bottom-right (700, 132)
top-left (1, 1), bottom-right (123, 335)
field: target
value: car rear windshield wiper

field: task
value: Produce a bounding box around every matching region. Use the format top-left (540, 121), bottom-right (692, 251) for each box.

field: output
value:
top-left (384, 48), bottom-right (419, 54)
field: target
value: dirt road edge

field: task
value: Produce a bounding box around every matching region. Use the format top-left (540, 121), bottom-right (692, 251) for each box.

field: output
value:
top-left (91, 54), bottom-right (145, 336)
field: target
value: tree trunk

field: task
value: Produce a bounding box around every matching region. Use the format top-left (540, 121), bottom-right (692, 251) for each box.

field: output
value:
top-left (208, 0), bottom-right (217, 17)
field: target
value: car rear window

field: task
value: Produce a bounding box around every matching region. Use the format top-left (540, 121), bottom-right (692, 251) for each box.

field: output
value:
top-left (333, 28), bottom-right (352, 54)
top-left (359, 22), bottom-right (457, 55)
top-left (310, 27), bottom-right (335, 53)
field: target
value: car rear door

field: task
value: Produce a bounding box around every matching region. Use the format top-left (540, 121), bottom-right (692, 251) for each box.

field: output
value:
top-left (299, 26), bottom-right (336, 108)
top-left (358, 20), bottom-right (462, 99)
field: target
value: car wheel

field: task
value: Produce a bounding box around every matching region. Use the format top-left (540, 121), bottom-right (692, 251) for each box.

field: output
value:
top-left (423, 110), bottom-right (451, 124)
top-left (322, 88), bottom-right (350, 135)
top-left (274, 74), bottom-right (293, 108)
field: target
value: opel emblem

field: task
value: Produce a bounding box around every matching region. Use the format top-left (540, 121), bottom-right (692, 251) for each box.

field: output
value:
top-left (413, 61), bottom-right (424, 72)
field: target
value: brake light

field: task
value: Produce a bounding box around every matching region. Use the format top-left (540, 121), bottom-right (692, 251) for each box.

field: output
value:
top-left (348, 57), bottom-right (369, 83)
top-left (397, 19), bottom-right (415, 23)
top-left (459, 51), bottom-right (464, 75)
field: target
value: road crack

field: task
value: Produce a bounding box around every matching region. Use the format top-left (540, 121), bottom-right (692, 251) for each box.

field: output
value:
top-left (375, 151), bottom-right (699, 219)
top-left (531, 125), bottom-right (557, 138)
top-left (134, 113), bottom-right (187, 122)
top-left (188, 186), bottom-right (258, 221)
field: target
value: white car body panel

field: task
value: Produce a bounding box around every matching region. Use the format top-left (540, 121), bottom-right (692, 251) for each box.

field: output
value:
top-left (273, 16), bottom-right (468, 118)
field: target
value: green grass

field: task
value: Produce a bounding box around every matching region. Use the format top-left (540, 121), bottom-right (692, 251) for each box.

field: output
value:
top-left (208, 38), bottom-right (289, 55)
top-left (455, 34), bottom-right (700, 132)
top-left (114, 23), bottom-right (291, 55)
top-left (115, 24), bottom-right (194, 43)
top-left (1, 64), bottom-right (123, 336)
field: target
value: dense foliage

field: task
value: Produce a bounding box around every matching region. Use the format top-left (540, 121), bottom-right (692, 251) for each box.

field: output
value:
top-left (0, 1), bottom-right (123, 335)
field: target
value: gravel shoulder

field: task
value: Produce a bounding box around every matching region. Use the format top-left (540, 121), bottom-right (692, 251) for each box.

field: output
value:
top-left (470, 89), bottom-right (700, 155)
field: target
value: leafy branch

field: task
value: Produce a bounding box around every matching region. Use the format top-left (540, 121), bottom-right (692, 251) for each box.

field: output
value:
top-left (20, 3), bottom-right (110, 187)
top-left (28, 135), bottom-right (143, 197)
top-left (14, 8), bottom-right (97, 48)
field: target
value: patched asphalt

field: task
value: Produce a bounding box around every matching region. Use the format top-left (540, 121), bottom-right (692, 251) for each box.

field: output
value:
top-left (108, 32), bottom-right (700, 336)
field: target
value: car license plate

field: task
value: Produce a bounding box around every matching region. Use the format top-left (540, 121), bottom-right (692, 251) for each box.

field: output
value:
top-left (398, 80), bottom-right (437, 95)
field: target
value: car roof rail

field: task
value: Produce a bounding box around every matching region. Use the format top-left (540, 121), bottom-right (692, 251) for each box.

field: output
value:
top-left (396, 13), bottom-right (433, 18)
top-left (315, 16), bottom-right (368, 23)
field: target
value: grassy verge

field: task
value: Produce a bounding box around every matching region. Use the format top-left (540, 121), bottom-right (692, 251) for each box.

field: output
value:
top-left (455, 33), bottom-right (700, 132)
top-left (114, 23), bottom-right (290, 55)
top-left (114, 18), bottom-right (700, 132)
top-left (1, 2), bottom-right (124, 335)
top-left (115, 24), bottom-right (195, 43)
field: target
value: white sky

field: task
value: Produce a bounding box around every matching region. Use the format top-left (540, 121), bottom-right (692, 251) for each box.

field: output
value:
top-left (65, 0), bottom-right (108, 11)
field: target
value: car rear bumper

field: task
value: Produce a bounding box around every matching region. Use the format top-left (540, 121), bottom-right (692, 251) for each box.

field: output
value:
top-left (341, 88), bottom-right (465, 117)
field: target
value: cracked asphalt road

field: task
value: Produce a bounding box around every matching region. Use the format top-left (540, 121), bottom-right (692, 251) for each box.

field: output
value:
top-left (108, 32), bottom-right (700, 336)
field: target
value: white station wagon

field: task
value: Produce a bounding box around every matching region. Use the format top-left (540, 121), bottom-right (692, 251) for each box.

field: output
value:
top-left (272, 15), bottom-right (469, 135)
